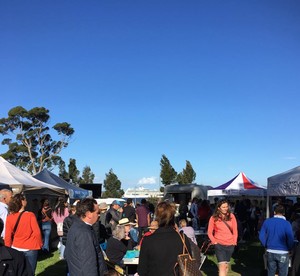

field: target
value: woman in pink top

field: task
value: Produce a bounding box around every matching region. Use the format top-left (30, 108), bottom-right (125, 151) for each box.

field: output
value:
top-left (52, 196), bottom-right (69, 260)
top-left (207, 199), bottom-right (238, 276)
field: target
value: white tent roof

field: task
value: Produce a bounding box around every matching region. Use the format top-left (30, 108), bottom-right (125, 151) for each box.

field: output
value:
top-left (0, 156), bottom-right (65, 196)
top-left (267, 166), bottom-right (300, 196)
top-left (208, 172), bottom-right (266, 197)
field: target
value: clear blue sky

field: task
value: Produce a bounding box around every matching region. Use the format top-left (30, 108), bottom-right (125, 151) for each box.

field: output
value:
top-left (1, 1), bottom-right (300, 190)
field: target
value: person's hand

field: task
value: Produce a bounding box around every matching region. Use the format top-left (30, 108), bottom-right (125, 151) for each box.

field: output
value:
top-left (118, 207), bottom-right (123, 213)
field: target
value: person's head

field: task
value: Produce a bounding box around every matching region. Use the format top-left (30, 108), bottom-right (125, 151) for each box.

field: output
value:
top-left (69, 205), bottom-right (76, 215)
top-left (179, 219), bottom-right (187, 228)
top-left (155, 201), bottom-right (176, 227)
top-left (112, 225), bottom-right (126, 240)
top-left (213, 199), bottom-right (231, 220)
top-left (42, 199), bottom-right (50, 208)
top-left (99, 202), bottom-right (108, 213)
top-left (141, 198), bottom-right (147, 205)
top-left (76, 198), bottom-right (99, 225)
top-left (126, 198), bottom-right (133, 206)
top-left (274, 204), bottom-right (285, 216)
top-left (0, 189), bottom-right (13, 205)
top-left (148, 220), bottom-right (159, 233)
top-left (55, 196), bottom-right (68, 215)
top-left (111, 200), bottom-right (122, 210)
top-left (8, 193), bottom-right (27, 213)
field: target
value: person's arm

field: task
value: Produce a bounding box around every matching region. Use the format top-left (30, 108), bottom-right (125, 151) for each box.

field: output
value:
top-left (4, 216), bottom-right (13, 247)
top-left (259, 221), bottom-right (266, 247)
top-left (231, 214), bottom-right (238, 245)
top-left (136, 211), bottom-right (139, 226)
top-left (207, 216), bottom-right (216, 244)
top-left (147, 213), bottom-right (150, 226)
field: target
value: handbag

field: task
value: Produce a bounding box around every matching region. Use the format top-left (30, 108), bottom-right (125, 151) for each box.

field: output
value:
top-left (11, 211), bottom-right (25, 242)
top-left (175, 232), bottom-right (202, 276)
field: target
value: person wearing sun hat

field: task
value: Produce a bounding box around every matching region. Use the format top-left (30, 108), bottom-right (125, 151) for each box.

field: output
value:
top-left (105, 200), bottom-right (123, 235)
top-left (118, 218), bottom-right (139, 250)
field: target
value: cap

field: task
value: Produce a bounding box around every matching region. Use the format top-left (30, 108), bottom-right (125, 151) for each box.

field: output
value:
top-left (99, 202), bottom-right (108, 210)
top-left (112, 200), bottom-right (123, 206)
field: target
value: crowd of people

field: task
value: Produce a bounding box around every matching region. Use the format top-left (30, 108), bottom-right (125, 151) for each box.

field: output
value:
top-left (0, 188), bottom-right (300, 276)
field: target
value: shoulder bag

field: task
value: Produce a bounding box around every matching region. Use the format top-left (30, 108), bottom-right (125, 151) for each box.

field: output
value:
top-left (174, 232), bottom-right (202, 276)
top-left (221, 219), bottom-right (233, 234)
top-left (11, 211), bottom-right (25, 242)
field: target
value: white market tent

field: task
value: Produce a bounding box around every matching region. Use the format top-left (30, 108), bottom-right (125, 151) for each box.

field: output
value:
top-left (207, 172), bottom-right (266, 197)
top-left (34, 169), bottom-right (92, 199)
top-left (0, 156), bottom-right (65, 196)
top-left (266, 166), bottom-right (300, 217)
top-left (267, 166), bottom-right (300, 196)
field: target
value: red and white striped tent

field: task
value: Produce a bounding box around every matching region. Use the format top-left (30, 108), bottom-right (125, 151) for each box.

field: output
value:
top-left (207, 172), bottom-right (266, 197)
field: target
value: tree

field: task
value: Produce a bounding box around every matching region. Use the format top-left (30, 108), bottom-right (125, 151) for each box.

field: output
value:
top-left (58, 160), bottom-right (69, 182)
top-left (160, 154), bottom-right (177, 186)
top-left (177, 160), bottom-right (196, 184)
top-left (68, 158), bottom-right (80, 184)
top-left (102, 169), bottom-right (124, 198)
top-left (80, 166), bottom-right (95, 184)
top-left (0, 106), bottom-right (74, 174)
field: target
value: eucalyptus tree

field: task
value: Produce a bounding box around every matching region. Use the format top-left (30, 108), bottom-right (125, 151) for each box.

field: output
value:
top-left (0, 106), bottom-right (74, 174)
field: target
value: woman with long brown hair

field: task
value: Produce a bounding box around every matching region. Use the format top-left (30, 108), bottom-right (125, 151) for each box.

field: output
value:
top-left (138, 201), bottom-right (191, 276)
top-left (5, 193), bottom-right (42, 275)
top-left (52, 196), bottom-right (69, 260)
top-left (207, 199), bottom-right (238, 276)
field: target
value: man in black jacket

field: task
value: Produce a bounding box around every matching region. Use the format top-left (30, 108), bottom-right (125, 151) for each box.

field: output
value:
top-left (65, 198), bottom-right (107, 276)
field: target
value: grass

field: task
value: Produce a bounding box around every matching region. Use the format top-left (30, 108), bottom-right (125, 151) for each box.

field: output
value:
top-left (36, 250), bottom-right (66, 276)
top-left (200, 240), bottom-right (265, 276)
top-left (36, 240), bottom-right (265, 276)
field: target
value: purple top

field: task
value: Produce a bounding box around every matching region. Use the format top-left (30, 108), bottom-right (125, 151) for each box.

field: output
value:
top-left (136, 205), bottom-right (149, 227)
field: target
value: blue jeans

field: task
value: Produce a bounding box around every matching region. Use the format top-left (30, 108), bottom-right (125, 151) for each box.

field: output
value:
top-left (24, 250), bottom-right (38, 275)
top-left (42, 221), bottom-right (52, 251)
top-left (267, 252), bottom-right (289, 276)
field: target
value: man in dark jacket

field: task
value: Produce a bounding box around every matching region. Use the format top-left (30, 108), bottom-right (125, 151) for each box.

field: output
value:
top-left (0, 218), bottom-right (32, 276)
top-left (123, 198), bottom-right (136, 223)
top-left (65, 198), bottom-right (107, 276)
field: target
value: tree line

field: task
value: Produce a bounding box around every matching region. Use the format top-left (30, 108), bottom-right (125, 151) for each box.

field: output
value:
top-left (0, 106), bottom-right (197, 197)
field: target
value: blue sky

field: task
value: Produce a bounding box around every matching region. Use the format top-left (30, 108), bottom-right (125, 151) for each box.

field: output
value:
top-left (1, 1), bottom-right (300, 191)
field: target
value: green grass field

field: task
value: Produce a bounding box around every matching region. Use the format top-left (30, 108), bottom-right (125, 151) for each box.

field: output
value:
top-left (36, 240), bottom-right (265, 276)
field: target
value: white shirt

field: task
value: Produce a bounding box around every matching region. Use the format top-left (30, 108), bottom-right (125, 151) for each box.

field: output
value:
top-left (0, 201), bottom-right (8, 237)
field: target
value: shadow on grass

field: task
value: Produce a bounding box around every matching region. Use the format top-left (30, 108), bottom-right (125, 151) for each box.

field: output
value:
top-left (201, 253), bottom-right (219, 275)
top-left (230, 241), bottom-right (265, 276)
top-left (201, 240), bottom-right (266, 276)
top-left (37, 259), bottom-right (67, 276)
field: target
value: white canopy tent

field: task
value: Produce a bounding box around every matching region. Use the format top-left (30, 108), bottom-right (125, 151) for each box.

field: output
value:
top-left (207, 172), bottom-right (266, 198)
top-left (267, 166), bottom-right (300, 196)
top-left (0, 156), bottom-right (65, 196)
top-left (266, 166), bottom-right (300, 218)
